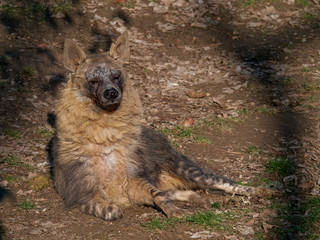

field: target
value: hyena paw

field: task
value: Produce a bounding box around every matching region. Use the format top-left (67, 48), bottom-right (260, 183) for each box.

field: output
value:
top-left (166, 205), bottom-right (190, 218)
top-left (103, 204), bottom-right (123, 221)
top-left (81, 202), bottom-right (123, 221)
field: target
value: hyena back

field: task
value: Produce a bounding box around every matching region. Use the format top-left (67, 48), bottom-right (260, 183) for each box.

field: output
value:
top-left (54, 32), bottom-right (267, 221)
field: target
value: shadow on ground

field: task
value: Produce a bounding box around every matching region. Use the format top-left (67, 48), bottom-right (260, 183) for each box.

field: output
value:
top-left (209, 13), bottom-right (318, 239)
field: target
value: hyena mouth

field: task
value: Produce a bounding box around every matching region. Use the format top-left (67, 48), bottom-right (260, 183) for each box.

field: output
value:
top-left (103, 103), bottom-right (121, 111)
top-left (95, 100), bottom-right (121, 112)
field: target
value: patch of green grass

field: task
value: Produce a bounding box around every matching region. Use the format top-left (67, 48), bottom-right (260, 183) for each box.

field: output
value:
top-left (271, 197), bottom-right (320, 239)
top-left (52, 0), bottom-right (72, 14)
top-left (266, 156), bottom-right (295, 177)
top-left (308, 95), bottom-right (318, 102)
top-left (158, 126), bottom-right (210, 144)
top-left (4, 128), bottom-right (21, 138)
top-left (255, 107), bottom-right (275, 114)
top-left (141, 218), bottom-right (180, 230)
top-left (1, 1), bottom-right (73, 24)
top-left (17, 199), bottom-right (36, 210)
top-left (0, 4), bottom-right (18, 21)
top-left (201, 117), bottom-right (233, 131)
top-left (174, 127), bottom-right (192, 138)
top-left (0, 155), bottom-right (19, 166)
top-left (193, 136), bottom-right (211, 144)
top-left (242, 0), bottom-right (258, 7)
top-left (304, 197), bottom-right (320, 227)
top-left (0, 155), bottom-right (32, 170)
top-left (255, 231), bottom-right (266, 240)
top-left (19, 66), bottom-right (37, 79)
top-left (142, 210), bottom-right (234, 232)
top-left (157, 127), bottom-right (172, 135)
top-left (295, 0), bottom-right (310, 7)
top-left (117, 0), bottom-right (135, 8)
top-left (211, 202), bottom-right (221, 209)
top-left (305, 12), bottom-right (315, 20)
top-left (39, 127), bottom-right (54, 137)
top-left (1, 173), bottom-right (21, 182)
top-left (236, 108), bottom-right (249, 117)
top-left (238, 181), bottom-right (255, 187)
top-left (258, 177), bottom-right (272, 185)
top-left (246, 145), bottom-right (263, 156)
top-left (186, 211), bottom-right (233, 232)
top-left (302, 81), bottom-right (313, 91)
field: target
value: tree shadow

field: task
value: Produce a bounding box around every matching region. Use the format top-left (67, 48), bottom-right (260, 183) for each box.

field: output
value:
top-left (88, 22), bottom-right (113, 54)
top-left (208, 10), bottom-right (318, 239)
top-left (46, 112), bottom-right (56, 178)
top-left (0, 186), bottom-right (13, 239)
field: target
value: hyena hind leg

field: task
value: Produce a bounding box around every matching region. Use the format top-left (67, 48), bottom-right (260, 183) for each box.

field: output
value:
top-left (166, 190), bottom-right (211, 208)
top-left (129, 178), bottom-right (190, 218)
top-left (80, 198), bottom-right (122, 221)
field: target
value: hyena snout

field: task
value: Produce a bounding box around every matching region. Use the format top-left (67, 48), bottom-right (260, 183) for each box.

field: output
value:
top-left (104, 87), bottom-right (119, 100)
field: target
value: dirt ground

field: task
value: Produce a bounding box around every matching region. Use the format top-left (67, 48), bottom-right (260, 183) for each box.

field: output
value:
top-left (1, 0), bottom-right (320, 239)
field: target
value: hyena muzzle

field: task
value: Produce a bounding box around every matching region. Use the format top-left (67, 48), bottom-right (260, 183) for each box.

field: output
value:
top-left (53, 31), bottom-right (272, 221)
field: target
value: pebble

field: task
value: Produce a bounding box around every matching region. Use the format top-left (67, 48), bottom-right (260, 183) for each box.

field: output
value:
top-left (237, 226), bottom-right (254, 235)
top-left (29, 228), bottom-right (44, 235)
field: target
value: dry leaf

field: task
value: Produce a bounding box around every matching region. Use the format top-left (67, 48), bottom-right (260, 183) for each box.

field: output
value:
top-left (182, 118), bottom-right (195, 127)
top-left (186, 90), bottom-right (206, 98)
top-left (262, 222), bottom-right (273, 233)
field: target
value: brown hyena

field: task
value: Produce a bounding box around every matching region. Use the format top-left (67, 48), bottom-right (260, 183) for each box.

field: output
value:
top-left (54, 32), bottom-right (270, 221)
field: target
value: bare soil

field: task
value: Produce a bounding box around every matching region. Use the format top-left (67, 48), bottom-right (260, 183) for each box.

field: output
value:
top-left (1, 0), bottom-right (320, 239)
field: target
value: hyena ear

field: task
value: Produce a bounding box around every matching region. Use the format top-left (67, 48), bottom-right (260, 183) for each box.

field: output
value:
top-left (63, 39), bottom-right (86, 72)
top-left (109, 31), bottom-right (130, 63)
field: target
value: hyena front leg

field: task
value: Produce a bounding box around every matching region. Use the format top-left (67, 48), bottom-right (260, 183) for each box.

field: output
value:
top-left (129, 178), bottom-right (189, 218)
top-left (80, 197), bottom-right (122, 221)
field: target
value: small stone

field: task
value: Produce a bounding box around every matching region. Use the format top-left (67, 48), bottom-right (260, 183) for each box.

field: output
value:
top-left (191, 22), bottom-right (207, 29)
top-left (51, 12), bottom-right (65, 19)
top-left (40, 221), bottom-right (53, 227)
top-left (153, 5), bottom-right (168, 13)
top-left (0, 181), bottom-right (8, 187)
top-left (237, 225), bottom-right (254, 235)
top-left (94, 14), bottom-right (108, 23)
top-left (29, 228), bottom-right (43, 235)
top-left (311, 188), bottom-right (320, 196)
top-left (247, 22), bottom-right (263, 28)
top-left (172, 0), bottom-right (186, 7)
top-left (259, 209), bottom-right (277, 218)
top-left (188, 230), bottom-right (218, 239)
top-left (226, 236), bottom-right (238, 240)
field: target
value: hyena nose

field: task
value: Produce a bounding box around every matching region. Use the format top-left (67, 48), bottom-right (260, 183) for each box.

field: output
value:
top-left (104, 88), bottom-right (119, 99)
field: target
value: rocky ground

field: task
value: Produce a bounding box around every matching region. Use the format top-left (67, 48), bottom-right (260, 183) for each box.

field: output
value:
top-left (0, 0), bottom-right (320, 239)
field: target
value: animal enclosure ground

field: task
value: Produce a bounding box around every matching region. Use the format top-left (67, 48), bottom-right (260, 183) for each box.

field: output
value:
top-left (0, 0), bottom-right (320, 239)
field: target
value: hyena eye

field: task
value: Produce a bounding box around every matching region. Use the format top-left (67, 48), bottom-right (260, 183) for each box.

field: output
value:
top-left (89, 79), bottom-right (99, 85)
top-left (113, 74), bottom-right (123, 87)
top-left (113, 75), bottom-right (121, 81)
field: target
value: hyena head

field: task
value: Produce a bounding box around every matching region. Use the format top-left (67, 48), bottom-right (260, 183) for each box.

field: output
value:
top-left (63, 32), bottom-right (130, 112)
